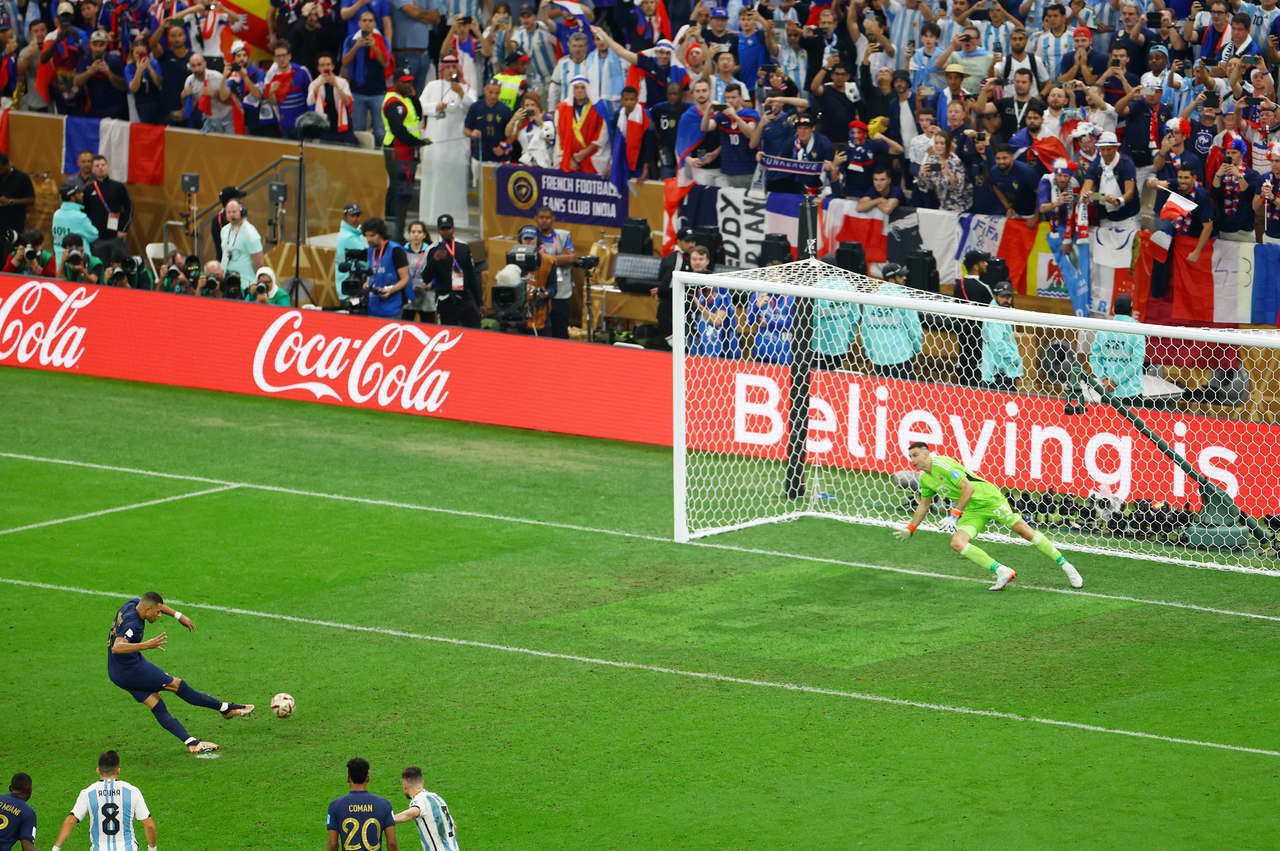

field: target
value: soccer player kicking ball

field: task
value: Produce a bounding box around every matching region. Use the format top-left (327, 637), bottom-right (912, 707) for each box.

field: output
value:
top-left (107, 592), bottom-right (253, 754)
top-left (894, 442), bottom-right (1084, 591)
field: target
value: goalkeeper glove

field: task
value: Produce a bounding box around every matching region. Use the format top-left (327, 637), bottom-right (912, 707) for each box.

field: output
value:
top-left (939, 508), bottom-right (962, 534)
top-left (893, 523), bottom-right (916, 541)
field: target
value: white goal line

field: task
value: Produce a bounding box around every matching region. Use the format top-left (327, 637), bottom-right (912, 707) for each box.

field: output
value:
top-left (3, 451), bottom-right (1278, 624)
top-left (2, 574), bottom-right (1277, 760)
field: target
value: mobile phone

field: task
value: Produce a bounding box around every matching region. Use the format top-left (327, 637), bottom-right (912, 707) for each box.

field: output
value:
top-left (1204, 93), bottom-right (1220, 107)
top-left (1245, 95), bottom-right (1263, 105)
top-left (1090, 192), bottom-right (1104, 202)
top-left (712, 102), bottom-right (728, 111)
top-left (927, 163), bottom-right (941, 172)
top-left (1241, 54), bottom-right (1262, 66)
top-left (1110, 58), bottom-right (1120, 67)
top-left (459, 15), bottom-right (471, 23)
top-left (907, 40), bottom-right (915, 49)
top-left (1146, 10), bottom-right (1162, 27)
top-left (1141, 86), bottom-right (1157, 96)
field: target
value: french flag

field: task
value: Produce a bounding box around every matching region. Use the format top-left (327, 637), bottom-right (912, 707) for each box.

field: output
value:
top-left (1159, 190), bottom-right (1197, 222)
top-left (821, 197), bottom-right (888, 261)
top-left (662, 106), bottom-right (709, 251)
top-left (63, 116), bottom-right (165, 185)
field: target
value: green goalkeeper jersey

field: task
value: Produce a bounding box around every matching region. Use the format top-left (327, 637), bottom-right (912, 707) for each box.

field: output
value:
top-left (918, 455), bottom-right (1006, 509)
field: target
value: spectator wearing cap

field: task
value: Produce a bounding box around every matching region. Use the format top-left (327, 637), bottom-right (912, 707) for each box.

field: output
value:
top-left (43, 2), bottom-right (86, 113)
top-left (493, 50), bottom-right (530, 108)
top-left (701, 6), bottom-right (737, 57)
top-left (1116, 72), bottom-right (1171, 179)
top-left (1111, 1), bottom-right (1158, 77)
top-left (51, 182), bottom-right (98, 268)
top-left (1211, 135), bottom-right (1260, 240)
top-left (1255, 143), bottom-right (1280, 244)
top-left (548, 30), bottom-right (593, 104)
top-left (149, 21), bottom-right (192, 125)
top-left (1145, 45), bottom-right (1187, 114)
top-left (1058, 26), bottom-right (1107, 91)
top-left (335, 201), bottom-right (367, 295)
top-left (382, 64), bottom-right (426, 233)
top-left (509, 3), bottom-right (558, 96)
top-left (652, 226), bottom-right (695, 349)
top-left (420, 52), bottom-right (475, 225)
top-left (428, 213), bottom-right (482, 327)
top-left (773, 113), bottom-right (833, 194)
top-left (1072, 122), bottom-right (1102, 172)
top-left (1081, 131), bottom-right (1141, 226)
top-left (980, 280), bottom-right (1022, 392)
top-left (466, 77), bottom-right (515, 161)
top-left (341, 9), bottom-right (390, 138)
top-left (181, 52), bottom-right (233, 132)
top-left (933, 63), bottom-right (971, 132)
top-left (124, 33), bottom-right (166, 124)
top-left (262, 39), bottom-right (313, 137)
top-left (72, 29), bottom-right (126, 117)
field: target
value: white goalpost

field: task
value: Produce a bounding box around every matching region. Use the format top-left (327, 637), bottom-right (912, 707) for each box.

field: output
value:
top-left (672, 258), bottom-right (1280, 575)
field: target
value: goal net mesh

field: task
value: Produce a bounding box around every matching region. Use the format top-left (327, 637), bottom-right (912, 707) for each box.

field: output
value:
top-left (674, 258), bottom-right (1280, 575)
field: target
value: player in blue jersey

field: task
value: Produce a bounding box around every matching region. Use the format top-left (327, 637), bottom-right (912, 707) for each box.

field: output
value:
top-left (107, 591), bottom-right (253, 754)
top-left (0, 773), bottom-right (36, 851)
top-left (327, 758), bottom-right (398, 851)
top-left (394, 766), bottom-right (458, 851)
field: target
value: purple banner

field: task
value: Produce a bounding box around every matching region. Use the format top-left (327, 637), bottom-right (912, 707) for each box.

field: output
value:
top-left (494, 164), bottom-right (625, 227)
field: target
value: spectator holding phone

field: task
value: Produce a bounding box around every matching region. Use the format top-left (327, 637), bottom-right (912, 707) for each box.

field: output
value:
top-left (1211, 137), bottom-right (1261, 240)
top-left (1221, 12), bottom-right (1260, 66)
top-left (915, 130), bottom-right (970, 211)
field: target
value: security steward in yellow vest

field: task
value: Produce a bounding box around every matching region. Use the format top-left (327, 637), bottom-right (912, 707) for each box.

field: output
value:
top-left (382, 66), bottom-right (428, 235)
top-left (493, 52), bottom-right (531, 109)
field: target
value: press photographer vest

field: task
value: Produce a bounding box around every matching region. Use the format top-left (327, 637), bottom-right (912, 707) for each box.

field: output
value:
top-left (382, 92), bottom-right (422, 147)
top-left (367, 238), bottom-right (406, 317)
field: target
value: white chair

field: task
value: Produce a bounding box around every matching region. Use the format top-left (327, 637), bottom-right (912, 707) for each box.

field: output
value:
top-left (144, 242), bottom-right (168, 281)
top-left (353, 130), bottom-right (375, 150)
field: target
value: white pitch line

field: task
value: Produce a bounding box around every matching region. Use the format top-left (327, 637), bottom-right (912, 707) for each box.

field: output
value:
top-left (0, 485), bottom-right (240, 537)
top-left (1, 574), bottom-right (1277, 759)
top-left (4, 451), bottom-right (1280, 623)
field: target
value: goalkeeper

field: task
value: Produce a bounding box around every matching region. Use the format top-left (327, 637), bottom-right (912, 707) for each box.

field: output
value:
top-left (894, 442), bottom-right (1084, 591)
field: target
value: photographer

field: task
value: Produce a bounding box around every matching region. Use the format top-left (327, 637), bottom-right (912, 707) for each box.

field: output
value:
top-left (195, 259), bottom-right (244, 298)
top-left (533, 205), bottom-right (574, 338)
top-left (360, 216), bottom-right (410, 318)
top-left (4, 230), bottom-right (56, 277)
top-left (506, 92), bottom-right (555, 168)
top-left (334, 202), bottom-right (366, 294)
top-left (219, 198), bottom-right (265, 287)
top-left (427, 213), bottom-right (481, 327)
top-left (245, 265), bottom-right (291, 305)
top-left (156, 250), bottom-right (196, 292)
top-left (58, 234), bottom-right (104, 285)
top-left (102, 257), bottom-right (155, 289)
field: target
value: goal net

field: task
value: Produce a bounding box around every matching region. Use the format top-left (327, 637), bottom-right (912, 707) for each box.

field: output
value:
top-left (673, 258), bottom-right (1280, 574)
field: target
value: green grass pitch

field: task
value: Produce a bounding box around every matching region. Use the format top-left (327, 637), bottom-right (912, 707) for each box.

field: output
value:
top-left (4, 366), bottom-right (1280, 848)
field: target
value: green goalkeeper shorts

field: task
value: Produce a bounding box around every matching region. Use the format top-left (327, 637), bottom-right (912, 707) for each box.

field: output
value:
top-left (958, 498), bottom-right (1022, 538)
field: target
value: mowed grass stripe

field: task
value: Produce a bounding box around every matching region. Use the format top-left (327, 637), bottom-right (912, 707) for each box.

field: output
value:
top-left (5, 450), bottom-right (1280, 624)
top-left (3, 575), bottom-right (1277, 759)
top-left (0, 485), bottom-right (240, 536)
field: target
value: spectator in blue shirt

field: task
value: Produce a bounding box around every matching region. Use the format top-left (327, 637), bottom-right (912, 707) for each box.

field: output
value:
top-left (74, 28), bottom-right (127, 117)
top-left (989, 142), bottom-right (1040, 216)
top-left (1210, 137), bottom-right (1260, 239)
top-left (124, 34), bottom-right (165, 123)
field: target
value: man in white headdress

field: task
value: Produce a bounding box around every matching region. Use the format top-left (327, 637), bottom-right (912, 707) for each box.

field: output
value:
top-left (418, 53), bottom-right (477, 231)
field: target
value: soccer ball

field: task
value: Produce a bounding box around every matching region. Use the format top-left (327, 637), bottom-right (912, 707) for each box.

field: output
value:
top-left (270, 693), bottom-right (295, 718)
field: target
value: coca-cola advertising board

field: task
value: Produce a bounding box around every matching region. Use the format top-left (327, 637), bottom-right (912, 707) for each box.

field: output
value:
top-left (686, 357), bottom-right (1280, 516)
top-left (0, 277), bottom-right (672, 445)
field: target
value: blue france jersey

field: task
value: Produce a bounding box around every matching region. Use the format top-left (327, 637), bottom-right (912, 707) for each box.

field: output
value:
top-left (327, 791), bottom-right (395, 850)
top-left (107, 598), bottom-right (146, 670)
top-left (0, 793), bottom-right (36, 851)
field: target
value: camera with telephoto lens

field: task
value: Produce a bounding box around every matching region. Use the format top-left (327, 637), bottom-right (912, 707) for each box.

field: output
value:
top-left (65, 249), bottom-right (84, 267)
top-left (109, 256), bottom-right (138, 286)
top-left (222, 271), bottom-right (242, 299)
top-left (338, 247), bottom-right (370, 295)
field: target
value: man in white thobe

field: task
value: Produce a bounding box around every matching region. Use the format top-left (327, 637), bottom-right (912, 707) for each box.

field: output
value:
top-left (418, 53), bottom-right (476, 232)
